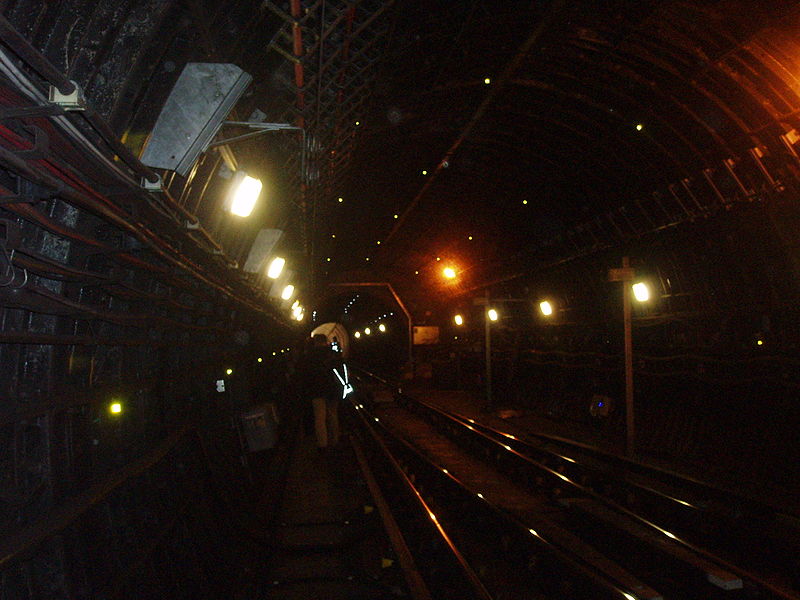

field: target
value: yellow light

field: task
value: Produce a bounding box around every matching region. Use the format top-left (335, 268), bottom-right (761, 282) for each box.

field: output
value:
top-left (422, 170), bottom-right (427, 175)
top-left (436, 256), bottom-right (441, 261)
top-left (468, 235), bottom-right (473, 240)
top-left (281, 284), bottom-right (295, 300)
top-left (296, 311), bottom-right (304, 321)
top-left (226, 368), bottom-right (233, 375)
top-left (522, 199), bottom-right (528, 205)
top-left (355, 121), bottom-right (360, 126)
top-left (331, 234), bottom-right (336, 238)
top-left (393, 214), bottom-right (398, 219)
top-left (488, 308), bottom-right (498, 322)
top-left (632, 282), bottom-right (650, 302)
top-left (539, 300), bottom-right (553, 316)
top-left (414, 270), bottom-right (419, 275)
top-left (454, 314), bottom-right (464, 326)
top-left (291, 300), bottom-right (300, 310)
top-left (757, 339), bottom-right (764, 346)
top-left (636, 123), bottom-right (643, 131)
top-left (379, 323), bottom-right (386, 332)
top-left (484, 77), bottom-right (491, 84)
top-left (227, 173), bottom-right (262, 217)
top-left (366, 257), bottom-right (370, 262)
top-left (376, 241), bottom-right (381, 245)
top-left (338, 197), bottom-right (344, 203)
top-left (267, 257), bottom-right (285, 279)
top-left (365, 327), bottom-right (372, 335)
top-left (257, 357), bottom-right (263, 363)
top-left (354, 331), bottom-right (361, 338)
top-left (326, 257), bottom-right (331, 262)
top-left (109, 402), bottom-right (122, 414)
top-left (443, 267), bottom-right (456, 279)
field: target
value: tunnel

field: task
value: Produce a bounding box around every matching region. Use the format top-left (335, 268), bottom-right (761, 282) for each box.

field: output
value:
top-left (0, 1), bottom-right (799, 599)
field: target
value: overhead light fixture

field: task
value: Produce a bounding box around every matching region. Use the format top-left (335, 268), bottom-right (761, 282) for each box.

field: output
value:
top-left (378, 323), bottom-right (386, 332)
top-left (267, 257), bottom-right (285, 279)
top-left (487, 308), bottom-right (499, 322)
top-left (454, 314), bottom-right (464, 326)
top-left (354, 331), bottom-right (361, 338)
top-left (109, 401), bottom-right (123, 415)
top-left (227, 171), bottom-right (262, 217)
top-left (443, 267), bottom-right (456, 279)
top-left (281, 284), bottom-right (295, 300)
top-left (484, 77), bottom-right (491, 84)
top-left (539, 300), bottom-right (553, 316)
top-left (632, 282), bottom-right (650, 302)
top-left (364, 327), bottom-right (372, 335)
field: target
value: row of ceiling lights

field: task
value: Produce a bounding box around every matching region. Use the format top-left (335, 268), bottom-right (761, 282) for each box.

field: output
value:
top-left (353, 322), bottom-right (387, 339)
top-left (221, 174), bottom-right (304, 323)
top-left (451, 282), bottom-right (652, 326)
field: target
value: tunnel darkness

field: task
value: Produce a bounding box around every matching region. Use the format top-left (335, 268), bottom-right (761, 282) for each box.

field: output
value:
top-left (0, 0), bottom-right (800, 597)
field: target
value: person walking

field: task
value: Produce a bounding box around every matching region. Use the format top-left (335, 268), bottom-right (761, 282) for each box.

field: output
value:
top-left (302, 334), bottom-right (341, 449)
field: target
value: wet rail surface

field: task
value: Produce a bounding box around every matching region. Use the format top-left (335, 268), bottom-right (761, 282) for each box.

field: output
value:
top-left (349, 367), bottom-right (800, 600)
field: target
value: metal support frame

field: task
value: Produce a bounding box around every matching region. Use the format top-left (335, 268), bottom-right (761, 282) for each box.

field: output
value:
top-left (265, 0), bottom-right (396, 271)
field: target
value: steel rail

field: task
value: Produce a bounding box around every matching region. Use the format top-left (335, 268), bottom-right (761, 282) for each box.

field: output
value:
top-left (350, 434), bottom-right (434, 600)
top-left (396, 392), bottom-right (800, 600)
top-left (351, 403), bottom-right (494, 600)
top-left (353, 367), bottom-right (800, 599)
top-left (353, 400), bottom-right (654, 600)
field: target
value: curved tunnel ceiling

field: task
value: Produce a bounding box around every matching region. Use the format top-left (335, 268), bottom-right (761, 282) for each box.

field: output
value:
top-left (0, 0), bottom-right (798, 328)
top-left (323, 0), bottom-right (800, 318)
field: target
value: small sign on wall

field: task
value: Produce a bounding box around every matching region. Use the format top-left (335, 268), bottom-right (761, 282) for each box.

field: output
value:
top-left (413, 326), bottom-right (440, 345)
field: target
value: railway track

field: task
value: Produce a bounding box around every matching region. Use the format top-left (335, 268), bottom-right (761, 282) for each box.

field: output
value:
top-left (348, 368), bottom-right (800, 600)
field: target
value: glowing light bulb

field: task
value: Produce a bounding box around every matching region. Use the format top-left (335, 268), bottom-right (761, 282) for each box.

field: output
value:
top-left (227, 173), bottom-right (262, 217)
top-left (109, 402), bottom-right (122, 414)
top-left (267, 257), bottom-right (285, 279)
top-left (487, 308), bottom-right (498, 322)
top-left (632, 282), bottom-right (650, 302)
top-left (443, 267), bottom-right (456, 279)
top-left (484, 77), bottom-right (491, 84)
top-left (378, 323), bottom-right (386, 332)
top-left (454, 314), bottom-right (464, 326)
top-left (354, 331), bottom-right (361, 338)
top-left (281, 284), bottom-right (295, 300)
top-left (539, 301), bottom-right (553, 316)
top-left (365, 327), bottom-right (372, 335)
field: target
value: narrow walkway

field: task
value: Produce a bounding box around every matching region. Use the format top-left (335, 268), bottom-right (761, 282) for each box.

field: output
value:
top-left (263, 427), bottom-right (398, 599)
